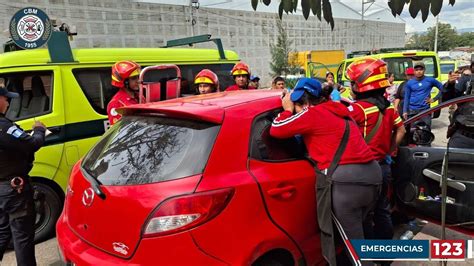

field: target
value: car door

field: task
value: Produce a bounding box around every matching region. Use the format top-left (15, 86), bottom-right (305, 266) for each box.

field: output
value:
top-left (393, 95), bottom-right (474, 235)
top-left (247, 110), bottom-right (324, 265)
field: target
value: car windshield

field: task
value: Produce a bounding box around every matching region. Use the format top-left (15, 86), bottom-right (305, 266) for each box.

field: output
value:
top-left (82, 115), bottom-right (220, 185)
top-left (440, 63), bottom-right (455, 74)
top-left (383, 56), bottom-right (438, 81)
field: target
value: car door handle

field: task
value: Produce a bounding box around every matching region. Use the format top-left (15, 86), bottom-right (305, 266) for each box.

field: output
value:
top-left (422, 169), bottom-right (466, 192)
top-left (267, 185), bottom-right (296, 199)
top-left (413, 152), bottom-right (429, 159)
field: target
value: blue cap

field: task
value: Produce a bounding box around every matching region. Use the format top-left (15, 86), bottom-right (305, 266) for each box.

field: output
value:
top-left (250, 75), bottom-right (260, 81)
top-left (0, 87), bottom-right (19, 99)
top-left (290, 78), bottom-right (322, 102)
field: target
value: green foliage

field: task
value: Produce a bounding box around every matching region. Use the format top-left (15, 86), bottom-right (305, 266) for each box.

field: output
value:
top-left (405, 23), bottom-right (473, 51)
top-left (270, 19), bottom-right (300, 77)
top-left (251, 0), bottom-right (456, 29)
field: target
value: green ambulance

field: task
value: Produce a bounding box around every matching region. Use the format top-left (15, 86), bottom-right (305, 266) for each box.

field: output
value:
top-left (0, 35), bottom-right (240, 242)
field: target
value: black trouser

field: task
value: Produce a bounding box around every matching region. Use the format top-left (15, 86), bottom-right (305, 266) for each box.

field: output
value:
top-left (408, 109), bottom-right (431, 129)
top-left (331, 162), bottom-right (382, 266)
top-left (371, 163), bottom-right (394, 240)
top-left (0, 180), bottom-right (36, 266)
top-left (449, 131), bottom-right (474, 149)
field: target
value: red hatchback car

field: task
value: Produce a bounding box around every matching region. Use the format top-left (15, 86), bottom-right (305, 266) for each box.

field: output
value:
top-left (57, 90), bottom-right (326, 265)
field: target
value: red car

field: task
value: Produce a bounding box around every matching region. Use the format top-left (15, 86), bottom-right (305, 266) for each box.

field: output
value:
top-left (57, 90), bottom-right (474, 265)
top-left (57, 90), bottom-right (325, 265)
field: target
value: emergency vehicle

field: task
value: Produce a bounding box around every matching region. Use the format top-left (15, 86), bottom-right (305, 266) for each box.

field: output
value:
top-left (336, 51), bottom-right (442, 117)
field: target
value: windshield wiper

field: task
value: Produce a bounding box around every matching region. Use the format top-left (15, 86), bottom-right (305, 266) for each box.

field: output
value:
top-left (81, 168), bottom-right (106, 200)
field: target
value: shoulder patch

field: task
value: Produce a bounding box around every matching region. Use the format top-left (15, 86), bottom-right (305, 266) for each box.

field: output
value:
top-left (347, 105), bottom-right (354, 112)
top-left (6, 125), bottom-right (24, 139)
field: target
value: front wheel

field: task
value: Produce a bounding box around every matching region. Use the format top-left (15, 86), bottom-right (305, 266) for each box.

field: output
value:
top-left (33, 182), bottom-right (63, 243)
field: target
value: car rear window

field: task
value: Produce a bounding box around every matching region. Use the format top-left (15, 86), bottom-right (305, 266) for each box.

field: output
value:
top-left (81, 115), bottom-right (220, 185)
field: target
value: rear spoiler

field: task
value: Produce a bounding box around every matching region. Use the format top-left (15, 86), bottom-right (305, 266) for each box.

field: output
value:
top-left (118, 101), bottom-right (225, 124)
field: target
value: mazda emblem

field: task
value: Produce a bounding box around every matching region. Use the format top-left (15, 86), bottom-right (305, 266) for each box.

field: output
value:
top-left (82, 187), bottom-right (95, 207)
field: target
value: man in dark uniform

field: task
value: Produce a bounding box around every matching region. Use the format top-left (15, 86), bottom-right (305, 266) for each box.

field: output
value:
top-left (446, 67), bottom-right (474, 148)
top-left (0, 86), bottom-right (46, 266)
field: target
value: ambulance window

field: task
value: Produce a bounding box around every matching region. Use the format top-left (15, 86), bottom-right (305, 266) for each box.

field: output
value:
top-left (250, 110), bottom-right (306, 161)
top-left (73, 68), bottom-right (115, 115)
top-left (383, 56), bottom-right (438, 81)
top-left (177, 64), bottom-right (235, 95)
top-left (1, 71), bottom-right (53, 121)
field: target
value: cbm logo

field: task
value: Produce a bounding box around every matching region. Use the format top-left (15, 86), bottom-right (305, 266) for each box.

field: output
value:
top-left (9, 7), bottom-right (52, 49)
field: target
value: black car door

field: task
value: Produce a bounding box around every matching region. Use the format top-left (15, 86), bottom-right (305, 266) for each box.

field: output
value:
top-left (393, 95), bottom-right (474, 232)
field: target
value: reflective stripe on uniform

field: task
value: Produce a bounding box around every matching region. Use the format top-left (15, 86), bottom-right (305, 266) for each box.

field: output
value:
top-left (354, 103), bottom-right (380, 138)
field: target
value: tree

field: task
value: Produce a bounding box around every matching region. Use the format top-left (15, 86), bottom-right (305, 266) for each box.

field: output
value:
top-left (456, 32), bottom-right (474, 47)
top-left (251, 0), bottom-right (456, 30)
top-left (269, 19), bottom-right (299, 77)
top-left (425, 23), bottom-right (458, 51)
top-left (405, 23), bottom-right (470, 51)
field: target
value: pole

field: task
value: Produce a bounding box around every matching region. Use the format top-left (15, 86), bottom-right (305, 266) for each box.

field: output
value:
top-left (361, 1), bottom-right (375, 51)
top-left (189, 0), bottom-right (195, 36)
top-left (361, 1), bottom-right (365, 50)
top-left (434, 15), bottom-right (439, 52)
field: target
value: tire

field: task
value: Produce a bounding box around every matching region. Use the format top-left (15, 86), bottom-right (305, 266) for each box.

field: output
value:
top-left (32, 182), bottom-right (63, 243)
top-left (433, 109), bottom-right (441, 119)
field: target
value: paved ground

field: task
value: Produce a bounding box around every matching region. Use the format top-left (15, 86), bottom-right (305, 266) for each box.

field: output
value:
top-left (2, 220), bottom-right (472, 265)
top-left (2, 238), bottom-right (61, 266)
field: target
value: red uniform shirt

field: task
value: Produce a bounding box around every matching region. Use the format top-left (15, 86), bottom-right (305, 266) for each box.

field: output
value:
top-left (225, 84), bottom-right (256, 91)
top-left (107, 89), bottom-right (139, 125)
top-left (270, 101), bottom-right (375, 170)
top-left (348, 101), bottom-right (403, 161)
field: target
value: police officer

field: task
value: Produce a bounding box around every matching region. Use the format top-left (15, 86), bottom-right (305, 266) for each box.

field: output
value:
top-left (447, 67), bottom-right (474, 148)
top-left (225, 62), bottom-right (256, 91)
top-left (107, 60), bottom-right (141, 125)
top-left (0, 86), bottom-right (46, 266)
top-left (346, 59), bottom-right (406, 253)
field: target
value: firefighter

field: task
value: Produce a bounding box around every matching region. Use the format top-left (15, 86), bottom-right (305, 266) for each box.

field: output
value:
top-left (107, 61), bottom-right (141, 125)
top-left (0, 86), bottom-right (46, 266)
top-left (346, 58), bottom-right (406, 247)
top-left (225, 62), bottom-right (256, 91)
top-left (270, 78), bottom-right (382, 266)
top-left (194, 69), bottom-right (219, 94)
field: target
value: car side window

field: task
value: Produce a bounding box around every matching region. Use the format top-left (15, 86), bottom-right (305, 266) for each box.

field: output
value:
top-left (1, 71), bottom-right (53, 121)
top-left (250, 109), bottom-right (306, 161)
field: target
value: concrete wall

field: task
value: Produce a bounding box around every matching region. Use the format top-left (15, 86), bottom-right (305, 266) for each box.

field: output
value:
top-left (0, 0), bottom-right (405, 85)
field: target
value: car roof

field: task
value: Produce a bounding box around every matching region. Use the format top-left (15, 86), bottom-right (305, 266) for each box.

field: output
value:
top-left (121, 90), bottom-right (282, 124)
top-left (0, 48), bottom-right (240, 69)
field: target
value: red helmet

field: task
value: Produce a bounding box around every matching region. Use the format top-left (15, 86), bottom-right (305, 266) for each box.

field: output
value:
top-left (111, 61), bottom-right (141, 88)
top-left (231, 62), bottom-right (250, 77)
top-left (346, 58), bottom-right (390, 93)
top-left (194, 69), bottom-right (219, 90)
